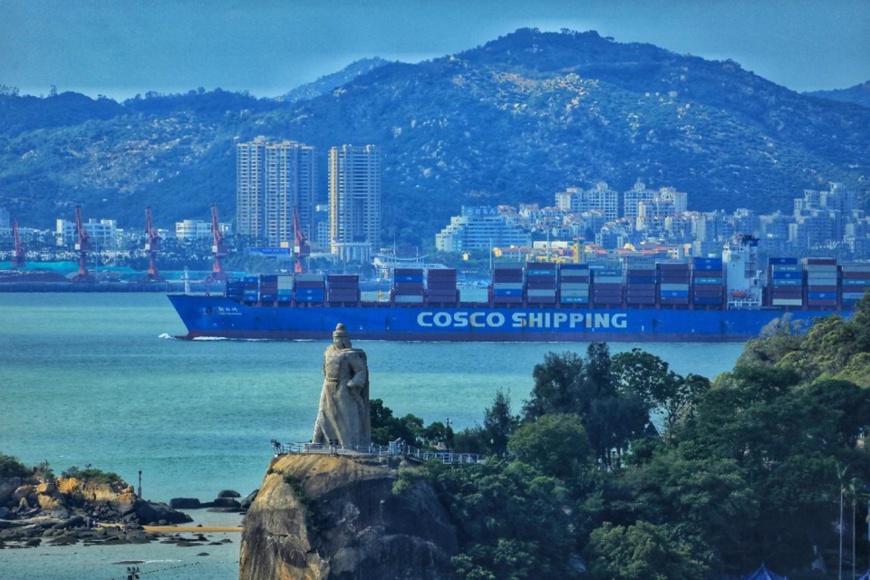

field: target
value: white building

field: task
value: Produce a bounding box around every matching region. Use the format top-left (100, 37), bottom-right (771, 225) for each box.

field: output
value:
top-left (175, 219), bottom-right (212, 241)
top-left (435, 206), bottom-right (531, 252)
top-left (555, 182), bottom-right (619, 221)
top-left (56, 218), bottom-right (119, 249)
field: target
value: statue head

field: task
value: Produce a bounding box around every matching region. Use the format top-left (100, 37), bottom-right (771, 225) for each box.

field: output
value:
top-left (332, 323), bottom-right (352, 349)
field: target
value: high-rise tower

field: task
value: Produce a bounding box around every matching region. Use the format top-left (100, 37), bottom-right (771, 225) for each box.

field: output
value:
top-left (329, 145), bottom-right (382, 262)
top-left (236, 137), bottom-right (267, 241)
top-left (237, 137), bottom-right (317, 247)
top-left (265, 141), bottom-right (317, 248)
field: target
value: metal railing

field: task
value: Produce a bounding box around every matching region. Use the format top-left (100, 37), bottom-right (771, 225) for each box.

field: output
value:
top-left (271, 440), bottom-right (483, 465)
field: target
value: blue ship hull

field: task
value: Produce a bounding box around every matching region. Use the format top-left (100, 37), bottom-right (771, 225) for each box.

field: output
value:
top-left (167, 294), bottom-right (839, 342)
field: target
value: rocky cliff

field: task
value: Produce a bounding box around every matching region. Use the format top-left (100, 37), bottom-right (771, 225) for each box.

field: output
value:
top-left (240, 453), bottom-right (458, 579)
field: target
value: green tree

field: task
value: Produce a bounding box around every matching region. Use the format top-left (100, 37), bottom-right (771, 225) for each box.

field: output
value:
top-left (369, 398), bottom-right (426, 446)
top-left (523, 351), bottom-right (585, 420)
top-left (524, 347), bottom-right (650, 468)
top-left (802, 379), bottom-right (870, 447)
top-left (585, 521), bottom-right (710, 580)
top-left (0, 452), bottom-right (30, 478)
top-left (612, 348), bottom-right (712, 435)
top-left (428, 460), bottom-right (575, 580)
top-left (482, 388), bottom-right (518, 455)
top-left (453, 389), bottom-right (519, 455)
top-left (508, 413), bottom-right (592, 480)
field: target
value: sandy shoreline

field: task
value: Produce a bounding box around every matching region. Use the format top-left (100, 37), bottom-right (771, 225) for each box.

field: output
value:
top-left (97, 522), bottom-right (243, 534)
top-left (143, 525), bottom-right (242, 533)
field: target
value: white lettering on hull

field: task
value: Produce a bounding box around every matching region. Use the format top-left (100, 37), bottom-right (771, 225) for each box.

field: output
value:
top-left (417, 311), bottom-right (627, 330)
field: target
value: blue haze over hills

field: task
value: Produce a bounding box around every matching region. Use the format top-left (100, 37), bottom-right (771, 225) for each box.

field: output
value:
top-left (0, 29), bottom-right (868, 249)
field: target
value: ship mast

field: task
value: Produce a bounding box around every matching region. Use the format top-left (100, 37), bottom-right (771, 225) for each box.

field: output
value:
top-left (143, 206), bottom-right (164, 282)
top-left (210, 204), bottom-right (227, 281)
top-left (293, 206), bottom-right (310, 274)
top-left (11, 217), bottom-right (25, 269)
top-left (72, 205), bottom-right (94, 283)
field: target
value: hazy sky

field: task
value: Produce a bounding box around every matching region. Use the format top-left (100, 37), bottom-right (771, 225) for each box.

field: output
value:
top-left (2, 0), bottom-right (868, 100)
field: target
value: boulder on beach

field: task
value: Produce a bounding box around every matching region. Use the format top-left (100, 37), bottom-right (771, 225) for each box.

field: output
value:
top-left (217, 489), bottom-right (241, 499)
top-left (211, 497), bottom-right (241, 509)
top-left (132, 500), bottom-right (193, 525)
top-left (169, 497), bottom-right (202, 510)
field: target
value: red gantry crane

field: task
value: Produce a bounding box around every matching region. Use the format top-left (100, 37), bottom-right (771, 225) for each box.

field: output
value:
top-left (293, 206), bottom-right (310, 274)
top-left (210, 204), bottom-right (227, 281)
top-left (11, 217), bottom-right (25, 269)
top-left (142, 206), bottom-right (163, 282)
top-left (72, 205), bottom-right (94, 283)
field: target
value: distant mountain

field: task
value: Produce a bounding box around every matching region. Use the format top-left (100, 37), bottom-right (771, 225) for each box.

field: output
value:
top-left (276, 58), bottom-right (391, 103)
top-left (1, 28), bottom-right (868, 248)
top-left (805, 81), bottom-right (870, 108)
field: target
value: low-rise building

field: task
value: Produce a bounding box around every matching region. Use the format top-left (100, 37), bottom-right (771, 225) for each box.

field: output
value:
top-left (436, 206), bottom-right (531, 252)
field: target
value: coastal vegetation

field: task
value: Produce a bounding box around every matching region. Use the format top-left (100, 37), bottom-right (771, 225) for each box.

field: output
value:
top-left (383, 298), bottom-right (870, 578)
top-left (0, 453), bottom-right (30, 478)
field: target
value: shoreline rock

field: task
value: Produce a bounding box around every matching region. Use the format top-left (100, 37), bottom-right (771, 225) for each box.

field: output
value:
top-left (240, 453), bottom-right (457, 579)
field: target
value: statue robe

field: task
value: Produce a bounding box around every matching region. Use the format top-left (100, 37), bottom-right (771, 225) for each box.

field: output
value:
top-left (312, 346), bottom-right (371, 447)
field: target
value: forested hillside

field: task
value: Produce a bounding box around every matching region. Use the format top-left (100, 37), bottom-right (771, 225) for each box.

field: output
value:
top-left (1, 28), bottom-right (868, 247)
top-left (375, 301), bottom-right (870, 578)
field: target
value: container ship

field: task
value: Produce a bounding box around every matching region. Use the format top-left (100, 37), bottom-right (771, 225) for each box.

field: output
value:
top-left (168, 238), bottom-right (867, 343)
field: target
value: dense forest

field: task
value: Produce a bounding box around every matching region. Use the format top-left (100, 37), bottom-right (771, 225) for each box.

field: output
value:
top-left (373, 300), bottom-right (870, 579)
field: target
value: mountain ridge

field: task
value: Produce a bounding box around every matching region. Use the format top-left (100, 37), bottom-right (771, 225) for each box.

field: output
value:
top-left (0, 28), bottom-right (867, 247)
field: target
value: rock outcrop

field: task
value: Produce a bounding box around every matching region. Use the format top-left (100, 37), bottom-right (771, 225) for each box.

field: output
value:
top-left (240, 453), bottom-right (458, 579)
top-left (0, 472), bottom-right (192, 547)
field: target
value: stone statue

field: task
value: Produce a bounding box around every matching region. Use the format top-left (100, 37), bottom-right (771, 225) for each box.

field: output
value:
top-left (312, 323), bottom-right (371, 448)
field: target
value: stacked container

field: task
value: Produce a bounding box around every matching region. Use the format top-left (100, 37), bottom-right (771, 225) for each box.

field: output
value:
top-left (491, 264), bottom-right (524, 305)
top-left (591, 266), bottom-right (623, 306)
top-left (226, 278), bottom-right (246, 302)
top-left (276, 274), bottom-right (294, 303)
top-left (525, 262), bottom-right (557, 305)
top-left (558, 263), bottom-right (590, 305)
top-left (840, 264), bottom-right (870, 307)
top-left (658, 263), bottom-right (690, 306)
top-left (768, 258), bottom-right (802, 307)
top-left (393, 268), bottom-right (425, 304)
top-left (803, 258), bottom-right (838, 309)
top-left (327, 274), bottom-right (360, 304)
top-left (259, 275), bottom-right (279, 303)
top-left (427, 269), bottom-right (459, 305)
top-left (692, 257), bottom-right (725, 307)
top-left (295, 273), bottom-right (326, 304)
top-left (625, 258), bottom-right (657, 306)
top-left (242, 276), bottom-right (259, 302)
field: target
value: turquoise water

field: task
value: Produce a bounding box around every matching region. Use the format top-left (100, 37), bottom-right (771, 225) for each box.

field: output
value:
top-left (0, 292), bottom-right (745, 578)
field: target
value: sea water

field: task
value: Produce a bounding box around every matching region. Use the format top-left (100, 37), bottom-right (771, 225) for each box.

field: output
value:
top-left (0, 293), bottom-right (745, 578)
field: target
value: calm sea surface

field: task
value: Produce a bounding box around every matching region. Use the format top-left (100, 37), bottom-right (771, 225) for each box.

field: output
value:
top-left (0, 292), bottom-right (745, 578)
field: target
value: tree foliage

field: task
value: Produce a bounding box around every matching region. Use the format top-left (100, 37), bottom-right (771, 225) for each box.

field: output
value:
top-left (585, 521), bottom-right (710, 580)
top-left (508, 413), bottom-right (591, 480)
top-left (428, 460), bottom-right (575, 580)
top-left (0, 452), bottom-right (30, 478)
top-left (371, 316), bottom-right (870, 577)
top-left (524, 344), bottom-right (649, 467)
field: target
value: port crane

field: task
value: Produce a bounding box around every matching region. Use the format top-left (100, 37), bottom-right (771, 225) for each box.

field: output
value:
top-left (210, 204), bottom-right (227, 281)
top-left (11, 217), bottom-right (25, 268)
top-left (72, 205), bottom-right (94, 283)
top-left (142, 206), bottom-right (163, 282)
top-left (293, 206), bottom-right (310, 274)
